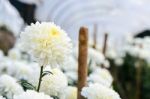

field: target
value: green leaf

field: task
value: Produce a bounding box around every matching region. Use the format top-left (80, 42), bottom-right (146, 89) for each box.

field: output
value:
top-left (51, 96), bottom-right (59, 99)
top-left (19, 79), bottom-right (36, 91)
top-left (42, 71), bottom-right (53, 77)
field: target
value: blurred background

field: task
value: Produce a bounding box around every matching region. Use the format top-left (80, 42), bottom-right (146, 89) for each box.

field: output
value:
top-left (0, 0), bottom-right (150, 99)
top-left (1, 0), bottom-right (150, 44)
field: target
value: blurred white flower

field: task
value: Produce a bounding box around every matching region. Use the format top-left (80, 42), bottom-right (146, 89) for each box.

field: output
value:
top-left (14, 90), bottom-right (53, 99)
top-left (88, 68), bottom-right (113, 87)
top-left (106, 49), bottom-right (118, 59)
top-left (103, 60), bottom-right (110, 68)
top-left (40, 68), bottom-right (68, 97)
top-left (65, 71), bottom-right (77, 85)
top-left (8, 48), bottom-right (21, 60)
top-left (0, 75), bottom-right (24, 99)
top-left (0, 50), bottom-right (4, 59)
top-left (115, 58), bottom-right (123, 66)
top-left (138, 49), bottom-right (150, 59)
top-left (60, 56), bottom-right (77, 72)
top-left (13, 61), bottom-right (40, 85)
top-left (0, 58), bottom-right (14, 75)
top-left (81, 83), bottom-right (121, 99)
top-left (20, 22), bottom-right (72, 67)
top-left (0, 54), bottom-right (40, 86)
top-left (64, 86), bottom-right (77, 99)
top-left (0, 96), bottom-right (5, 99)
top-left (124, 45), bottom-right (140, 57)
top-left (88, 48), bottom-right (105, 65)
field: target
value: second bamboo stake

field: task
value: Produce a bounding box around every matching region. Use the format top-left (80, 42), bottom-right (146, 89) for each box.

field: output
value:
top-left (102, 33), bottom-right (108, 56)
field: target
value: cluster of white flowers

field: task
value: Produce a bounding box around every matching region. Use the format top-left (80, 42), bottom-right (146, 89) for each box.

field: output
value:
top-left (19, 22), bottom-right (72, 67)
top-left (106, 36), bottom-right (150, 67)
top-left (81, 83), bottom-right (121, 99)
top-left (124, 37), bottom-right (150, 63)
top-left (60, 56), bottom-right (78, 85)
top-left (0, 75), bottom-right (24, 99)
top-left (14, 90), bottom-right (53, 99)
top-left (0, 22), bottom-right (121, 99)
top-left (0, 54), bottom-right (40, 86)
top-left (88, 67), bottom-right (113, 87)
top-left (106, 46), bottom-right (124, 66)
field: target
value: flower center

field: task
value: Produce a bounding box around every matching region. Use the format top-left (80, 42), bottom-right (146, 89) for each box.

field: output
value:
top-left (51, 27), bottom-right (60, 37)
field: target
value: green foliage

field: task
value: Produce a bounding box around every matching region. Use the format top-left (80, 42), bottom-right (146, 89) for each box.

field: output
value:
top-left (19, 79), bottom-right (36, 91)
top-left (141, 64), bottom-right (150, 99)
top-left (52, 96), bottom-right (59, 99)
top-left (42, 71), bottom-right (53, 77)
top-left (108, 53), bottom-right (150, 99)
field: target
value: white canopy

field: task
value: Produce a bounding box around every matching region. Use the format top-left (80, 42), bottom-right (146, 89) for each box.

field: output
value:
top-left (0, 0), bottom-right (24, 36)
top-left (35, 0), bottom-right (150, 44)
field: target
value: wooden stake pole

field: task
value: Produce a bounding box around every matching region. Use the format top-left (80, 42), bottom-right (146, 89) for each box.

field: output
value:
top-left (77, 27), bottom-right (88, 99)
top-left (92, 24), bottom-right (97, 49)
top-left (102, 33), bottom-right (108, 56)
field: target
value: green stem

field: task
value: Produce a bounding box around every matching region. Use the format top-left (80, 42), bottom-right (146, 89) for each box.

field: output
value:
top-left (37, 66), bottom-right (43, 92)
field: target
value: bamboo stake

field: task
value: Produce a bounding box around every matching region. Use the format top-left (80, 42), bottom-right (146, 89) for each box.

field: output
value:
top-left (92, 24), bottom-right (97, 49)
top-left (102, 33), bottom-right (108, 56)
top-left (77, 27), bottom-right (88, 99)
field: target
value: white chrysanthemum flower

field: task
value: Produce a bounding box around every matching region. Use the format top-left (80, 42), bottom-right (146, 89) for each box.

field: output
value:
top-left (0, 50), bottom-right (4, 59)
top-left (14, 90), bottom-right (53, 99)
top-left (0, 56), bottom-right (40, 86)
top-left (60, 56), bottom-right (77, 72)
top-left (88, 68), bottom-right (113, 87)
top-left (26, 62), bottom-right (40, 86)
top-left (106, 49), bottom-right (118, 59)
top-left (88, 48), bottom-right (105, 65)
top-left (0, 75), bottom-right (24, 99)
top-left (0, 96), bottom-right (5, 99)
top-left (103, 60), bottom-right (110, 68)
top-left (0, 58), bottom-right (14, 75)
top-left (64, 86), bottom-right (77, 99)
top-left (115, 58), bottom-right (123, 66)
top-left (40, 68), bottom-right (68, 97)
top-left (81, 83), bottom-right (121, 99)
top-left (8, 48), bottom-right (21, 60)
top-left (65, 71), bottom-right (77, 85)
top-left (13, 61), bottom-right (40, 85)
top-left (20, 22), bottom-right (72, 67)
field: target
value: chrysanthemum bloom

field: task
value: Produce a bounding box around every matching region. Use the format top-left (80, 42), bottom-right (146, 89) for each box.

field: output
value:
top-left (64, 86), bottom-right (77, 99)
top-left (8, 48), bottom-right (21, 60)
top-left (81, 83), bottom-right (121, 99)
top-left (0, 75), bottom-right (24, 99)
top-left (88, 68), bottom-right (113, 87)
top-left (0, 50), bottom-right (4, 58)
top-left (14, 90), bottom-right (53, 99)
top-left (40, 68), bottom-right (68, 97)
top-left (20, 22), bottom-right (72, 67)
